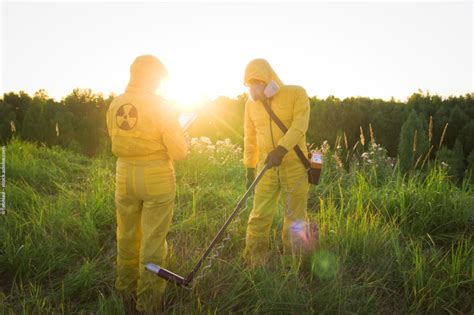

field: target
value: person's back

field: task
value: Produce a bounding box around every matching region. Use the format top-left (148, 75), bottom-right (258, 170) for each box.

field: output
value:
top-left (106, 55), bottom-right (187, 313)
top-left (108, 92), bottom-right (187, 161)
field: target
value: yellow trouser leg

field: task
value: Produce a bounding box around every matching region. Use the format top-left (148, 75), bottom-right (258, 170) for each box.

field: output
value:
top-left (114, 159), bottom-right (176, 313)
top-left (244, 167), bottom-right (280, 267)
top-left (135, 194), bottom-right (174, 313)
top-left (280, 160), bottom-right (309, 255)
top-left (115, 193), bottom-right (142, 295)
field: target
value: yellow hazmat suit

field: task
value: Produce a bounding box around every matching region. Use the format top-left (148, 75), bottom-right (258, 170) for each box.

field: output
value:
top-left (106, 55), bottom-right (187, 312)
top-left (243, 59), bottom-right (310, 267)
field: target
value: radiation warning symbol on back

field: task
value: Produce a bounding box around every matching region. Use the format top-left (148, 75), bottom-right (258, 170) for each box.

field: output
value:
top-left (116, 103), bottom-right (138, 130)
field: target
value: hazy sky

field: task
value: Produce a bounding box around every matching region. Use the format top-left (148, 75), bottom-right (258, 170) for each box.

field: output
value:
top-left (1, 1), bottom-right (472, 105)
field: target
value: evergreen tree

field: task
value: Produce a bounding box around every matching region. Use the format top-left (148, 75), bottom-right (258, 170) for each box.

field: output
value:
top-left (54, 107), bottom-right (75, 148)
top-left (445, 105), bottom-right (469, 148)
top-left (451, 139), bottom-right (466, 181)
top-left (437, 140), bottom-right (465, 182)
top-left (21, 104), bottom-right (47, 143)
top-left (2, 91), bottom-right (31, 131)
top-left (467, 150), bottom-right (474, 181)
top-left (458, 121), bottom-right (474, 156)
top-left (36, 91), bottom-right (56, 144)
top-left (0, 101), bottom-right (17, 144)
top-left (398, 110), bottom-right (429, 173)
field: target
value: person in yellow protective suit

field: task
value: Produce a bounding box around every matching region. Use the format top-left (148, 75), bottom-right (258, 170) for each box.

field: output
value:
top-left (106, 55), bottom-right (188, 313)
top-left (243, 58), bottom-right (310, 268)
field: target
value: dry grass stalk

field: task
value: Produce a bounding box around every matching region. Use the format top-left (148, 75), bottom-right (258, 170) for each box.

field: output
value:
top-left (428, 116), bottom-right (433, 143)
top-left (439, 122), bottom-right (448, 148)
top-left (420, 145), bottom-right (434, 169)
top-left (10, 121), bottom-right (16, 133)
top-left (413, 130), bottom-right (418, 153)
top-left (344, 132), bottom-right (348, 150)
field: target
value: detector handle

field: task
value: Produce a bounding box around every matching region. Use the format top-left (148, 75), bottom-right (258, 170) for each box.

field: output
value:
top-left (183, 164), bottom-right (270, 285)
top-left (145, 263), bottom-right (186, 286)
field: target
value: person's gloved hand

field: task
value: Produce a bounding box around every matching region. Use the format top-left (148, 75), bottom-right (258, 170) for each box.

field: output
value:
top-left (246, 168), bottom-right (256, 189)
top-left (265, 146), bottom-right (288, 168)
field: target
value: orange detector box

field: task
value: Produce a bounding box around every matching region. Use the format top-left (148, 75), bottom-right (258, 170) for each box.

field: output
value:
top-left (309, 151), bottom-right (323, 169)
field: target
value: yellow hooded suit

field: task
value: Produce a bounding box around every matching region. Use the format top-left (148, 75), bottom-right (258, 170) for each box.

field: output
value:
top-left (243, 59), bottom-right (310, 267)
top-left (106, 55), bottom-right (187, 312)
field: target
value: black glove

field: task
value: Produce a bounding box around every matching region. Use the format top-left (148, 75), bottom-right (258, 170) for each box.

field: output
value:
top-left (245, 168), bottom-right (256, 189)
top-left (265, 145), bottom-right (288, 168)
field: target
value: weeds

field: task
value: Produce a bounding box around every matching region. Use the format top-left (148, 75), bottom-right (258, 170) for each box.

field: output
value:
top-left (0, 138), bottom-right (472, 314)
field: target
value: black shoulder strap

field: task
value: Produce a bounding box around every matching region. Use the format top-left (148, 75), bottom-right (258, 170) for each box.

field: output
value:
top-left (262, 101), bottom-right (310, 169)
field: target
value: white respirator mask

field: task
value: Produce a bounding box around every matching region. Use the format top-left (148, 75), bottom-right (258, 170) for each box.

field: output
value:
top-left (263, 80), bottom-right (280, 98)
top-left (249, 80), bottom-right (280, 102)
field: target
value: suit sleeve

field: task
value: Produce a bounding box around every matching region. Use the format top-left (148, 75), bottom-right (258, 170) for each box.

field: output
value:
top-left (243, 100), bottom-right (259, 168)
top-left (106, 104), bottom-right (114, 137)
top-left (277, 88), bottom-right (310, 151)
top-left (161, 108), bottom-right (189, 161)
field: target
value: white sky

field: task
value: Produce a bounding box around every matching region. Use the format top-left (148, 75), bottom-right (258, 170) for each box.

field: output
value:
top-left (1, 1), bottom-right (472, 105)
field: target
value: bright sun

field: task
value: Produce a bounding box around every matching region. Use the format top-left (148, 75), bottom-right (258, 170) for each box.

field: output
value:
top-left (159, 76), bottom-right (207, 111)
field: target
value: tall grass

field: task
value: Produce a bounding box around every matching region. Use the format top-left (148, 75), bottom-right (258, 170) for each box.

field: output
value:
top-left (0, 137), bottom-right (472, 314)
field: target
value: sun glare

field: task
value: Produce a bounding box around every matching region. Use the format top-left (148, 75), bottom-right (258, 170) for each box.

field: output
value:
top-left (159, 76), bottom-right (208, 112)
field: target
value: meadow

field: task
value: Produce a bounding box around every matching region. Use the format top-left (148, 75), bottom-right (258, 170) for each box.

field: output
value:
top-left (0, 137), bottom-right (472, 314)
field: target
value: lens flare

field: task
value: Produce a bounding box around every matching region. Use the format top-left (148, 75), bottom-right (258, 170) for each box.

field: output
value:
top-left (158, 74), bottom-right (207, 111)
top-left (290, 221), bottom-right (319, 251)
top-left (290, 220), bottom-right (308, 240)
top-left (311, 250), bottom-right (339, 279)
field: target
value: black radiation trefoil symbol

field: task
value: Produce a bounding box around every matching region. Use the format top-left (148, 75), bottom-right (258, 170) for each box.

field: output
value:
top-left (116, 103), bottom-right (138, 130)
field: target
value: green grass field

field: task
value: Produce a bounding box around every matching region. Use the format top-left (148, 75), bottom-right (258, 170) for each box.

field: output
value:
top-left (1, 138), bottom-right (472, 314)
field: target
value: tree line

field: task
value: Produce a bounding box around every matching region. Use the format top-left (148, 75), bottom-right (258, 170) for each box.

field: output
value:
top-left (1, 89), bottom-right (473, 178)
top-left (307, 92), bottom-right (474, 180)
top-left (0, 89), bottom-right (110, 156)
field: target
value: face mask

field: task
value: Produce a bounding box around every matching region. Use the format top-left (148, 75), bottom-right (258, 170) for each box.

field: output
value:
top-left (263, 80), bottom-right (280, 98)
top-left (249, 83), bottom-right (266, 102)
top-left (249, 80), bottom-right (280, 102)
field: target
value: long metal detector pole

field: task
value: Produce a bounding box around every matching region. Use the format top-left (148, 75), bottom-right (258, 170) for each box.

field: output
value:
top-left (145, 164), bottom-right (270, 286)
top-left (182, 163), bottom-right (269, 285)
